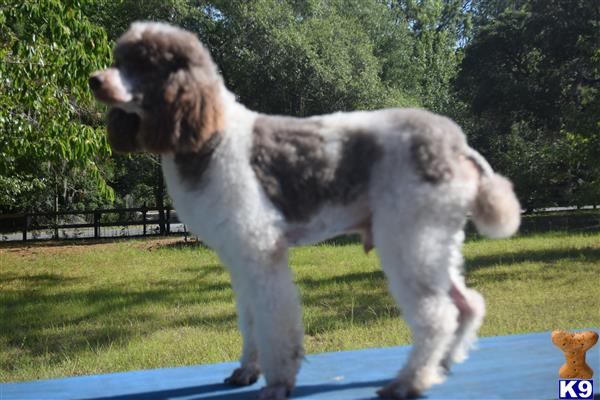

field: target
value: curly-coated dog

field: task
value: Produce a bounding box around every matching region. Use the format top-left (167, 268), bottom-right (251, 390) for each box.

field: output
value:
top-left (89, 22), bottom-right (521, 400)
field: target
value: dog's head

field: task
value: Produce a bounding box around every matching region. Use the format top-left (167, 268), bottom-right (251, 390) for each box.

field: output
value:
top-left (89, 22), bottom-right (224, 154)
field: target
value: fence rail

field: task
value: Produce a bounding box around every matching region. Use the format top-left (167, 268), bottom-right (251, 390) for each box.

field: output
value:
top-left (2, 205), bottom-right (600, 243)
top-left (0, 207), bottom-right (188, 242)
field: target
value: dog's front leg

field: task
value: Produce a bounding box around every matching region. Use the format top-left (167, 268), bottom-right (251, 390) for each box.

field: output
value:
top-left (225, 272), bottom-right (261, 386)
top-left (238, 255), bottom-right (304, 400)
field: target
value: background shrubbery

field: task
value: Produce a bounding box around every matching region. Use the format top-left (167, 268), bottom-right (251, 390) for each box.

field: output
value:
top-left (1, 0), bottom-right (598, 213)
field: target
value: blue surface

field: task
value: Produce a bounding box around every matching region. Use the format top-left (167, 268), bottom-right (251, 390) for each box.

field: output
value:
top-left (2, 331), bottom-right (599, 400)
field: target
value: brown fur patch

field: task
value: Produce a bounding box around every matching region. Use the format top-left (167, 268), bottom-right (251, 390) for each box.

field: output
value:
top-left (251, 116), bottom-right (382, 222)
top-left (404, 117), bottom-right (465, 183)
top-left (174, 132), bottom-right (222, 188)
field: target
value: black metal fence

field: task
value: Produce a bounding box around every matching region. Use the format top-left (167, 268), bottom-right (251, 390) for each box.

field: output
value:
top-left (0, 207), bottom-right (188, 242)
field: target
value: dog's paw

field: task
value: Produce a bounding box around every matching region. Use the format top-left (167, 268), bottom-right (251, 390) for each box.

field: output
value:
top-left (440, 343), bottom-right (469, 373)
top-left (257, 384), bottom-right (290, 400)
top-left (377, 368), bottom-right (445, 399)
top-left (376, 380), bottom-right (421, 399)
top-left (224, 365), bottom-right (261, 386)
top-left (439, 359), bottom-right (452, 376)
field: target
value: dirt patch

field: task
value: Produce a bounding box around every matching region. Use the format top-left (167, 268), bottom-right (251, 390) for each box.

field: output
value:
top-left (135, 237), bottom-right (205, 252)
top-left (0, 240), bottom-right (114, 258)
top-left (0, 236), bottom-right (199, 258)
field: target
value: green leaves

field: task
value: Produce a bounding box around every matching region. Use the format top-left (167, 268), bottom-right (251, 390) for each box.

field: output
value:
top-left (0, 0), bottom-right (112, 212)
top-left (456, 0), bottom-right (600, 209)
top-left (212, 0), bottom-right (426, 116)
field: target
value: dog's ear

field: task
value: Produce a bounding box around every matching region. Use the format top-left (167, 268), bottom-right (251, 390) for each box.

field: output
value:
top-left (140, 66), bottom-right (223, 154)
top-left (107, 108), bottom-right (141, 153)
top-left (169, 67), bottom-right (222, 152)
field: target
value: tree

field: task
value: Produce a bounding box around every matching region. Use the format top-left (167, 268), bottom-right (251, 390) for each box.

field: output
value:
top-left (392, 0), bottom-right (473, 114)
top-left (84, 0), bottom-right (215, 41)
top-left (209, 0), bottom-right (418, 117)
top-left (456, 0), bottom-right (600, 208)
top-left (0, 0), bottom-right (113, 213)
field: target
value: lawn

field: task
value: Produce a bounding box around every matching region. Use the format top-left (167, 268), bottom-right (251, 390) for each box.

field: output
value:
top-left (1, 230), bottom-right (599, 382)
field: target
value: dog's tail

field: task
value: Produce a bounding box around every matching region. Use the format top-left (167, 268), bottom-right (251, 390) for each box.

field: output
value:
top-left (466, 148), bottom-right (521, 239)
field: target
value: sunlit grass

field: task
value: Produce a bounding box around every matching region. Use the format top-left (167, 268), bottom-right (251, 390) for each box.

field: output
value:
top-left (1, 231), bottom-right (599, 382)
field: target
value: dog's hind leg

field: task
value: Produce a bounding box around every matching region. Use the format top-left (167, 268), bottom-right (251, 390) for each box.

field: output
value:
top-left (225, 272), bottom-right (261, 386)
top-left (373, 213), bottom-right (464, 399)
top-left (440, 256), bottom-right (485, 372)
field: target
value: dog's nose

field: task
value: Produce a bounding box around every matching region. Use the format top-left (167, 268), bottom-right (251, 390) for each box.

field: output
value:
top-left (88, 74), bottom-right (104, 91)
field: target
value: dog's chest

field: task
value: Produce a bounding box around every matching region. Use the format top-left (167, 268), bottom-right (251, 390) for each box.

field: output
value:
top-left (160, 154), bottom-right (229, 245)
top-left (160, 128), bottom-right (278, 250)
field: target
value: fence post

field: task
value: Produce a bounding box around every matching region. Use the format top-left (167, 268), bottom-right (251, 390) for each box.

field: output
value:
top-left (142, 206), bottom-right (147, 236)
top-left (94, 211), bottom-right (100, 239)
top-left (166, 209), bottom-right (171, 234)
top-left (158, 207), bottom-right (166, 235)
top-left (53, 212), bottom-right (59, 240)
top-left (22, 214), bottom-right (28, 242)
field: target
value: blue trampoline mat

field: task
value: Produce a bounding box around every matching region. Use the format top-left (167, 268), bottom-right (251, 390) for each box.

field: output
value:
top-left (2, 330), bottom-right (599, 400)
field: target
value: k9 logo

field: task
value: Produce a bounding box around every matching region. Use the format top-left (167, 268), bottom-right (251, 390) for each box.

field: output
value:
top-left (559, 380), bottom-right (594, 399)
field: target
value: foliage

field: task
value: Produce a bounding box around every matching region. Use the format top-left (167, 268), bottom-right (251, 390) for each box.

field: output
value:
top-left (109, 154), bottom-right (165, 208)
top-left (456, 0), bottom-right (600, 209)
top-left (393, 0), bottom-right (472, 113)
top-left (209, 1), bottom-right (416, 116)
top-left (0, 0), bottom-right (113, 213)
top-left (83, 0), bottom-right (215, 41)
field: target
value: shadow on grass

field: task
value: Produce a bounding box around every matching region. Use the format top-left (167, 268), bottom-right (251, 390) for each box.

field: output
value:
top-left (0, 261), bottom-right (396, 369)
top-left (297, 270), bottom-right (399, 335)
top-left (183, 264), bottom-right (226, 278)
top-left (0, 263), bottom-right (236, 368)
top-left (466, 247), bottom-right (600, 271)
top-left (0, 272), bottom-right (81, 285)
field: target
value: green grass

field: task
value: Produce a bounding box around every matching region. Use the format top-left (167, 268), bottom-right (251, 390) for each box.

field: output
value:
top-left (1, 231), bottom-right (599, 382)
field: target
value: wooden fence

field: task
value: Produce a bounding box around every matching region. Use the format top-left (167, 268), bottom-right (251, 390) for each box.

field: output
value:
top-left (2, 206), bottom-right (600, 243)
top-left (0, 207), bottom-right (187, 242)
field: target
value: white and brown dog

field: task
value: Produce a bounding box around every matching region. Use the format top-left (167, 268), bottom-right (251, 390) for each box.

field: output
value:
top-left (90, 22), bottom-right (521, 400)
